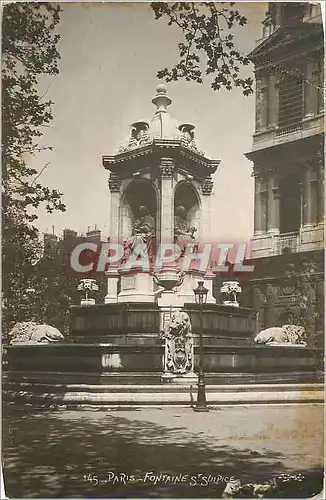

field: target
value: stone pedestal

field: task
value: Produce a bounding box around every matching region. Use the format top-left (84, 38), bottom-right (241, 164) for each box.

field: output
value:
top-left (157, 291), bottom-right (182, 335)
top-left (80, 298), bottom-right (96, 306)
top-left (177, 271), bottom-right (207, 304)
top-left (161, 371), bottom-right (198, 384)
top-left (118, 272), bottom-right (155, 302)
top-left (105, 268), bottom-right (119, 303)
top-left (203, 271), bottom-right (217, 304)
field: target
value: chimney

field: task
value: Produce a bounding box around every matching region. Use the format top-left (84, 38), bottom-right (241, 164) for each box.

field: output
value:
top-left (44, 233), bottom-right (58, 254)
top-left (63, 229), bottom-right (78, 241)
top-left (86, 228), bottom-right (101, 243)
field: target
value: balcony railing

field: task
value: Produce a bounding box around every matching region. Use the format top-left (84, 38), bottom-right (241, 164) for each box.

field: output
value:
top-left (277, 232), bottom-right (299, 254)
top-left (276, 125), bottom-right (302, 137)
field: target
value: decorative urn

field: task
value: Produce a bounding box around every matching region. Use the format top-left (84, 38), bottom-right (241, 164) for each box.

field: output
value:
top-left (220, 281), bottom-right (241, 307)
top-left (78, 279), bottom-right (99, 306)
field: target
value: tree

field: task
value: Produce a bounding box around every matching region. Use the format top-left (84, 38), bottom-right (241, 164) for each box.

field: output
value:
top-left (284, 253), bottom-right (324, 349)
top-left (151, 2), bottom-right (253, 95)
top-left (2, 2), bottom-right (65, 334)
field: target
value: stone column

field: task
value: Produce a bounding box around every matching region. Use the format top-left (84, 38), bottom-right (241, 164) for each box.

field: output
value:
top-left (272, 177), bottom-right (280, 234)
top-left (304, 60), bottom-right (316, 118)
top-left (267, 72), bottom-right (278, 128)
top-left (108, 174), bottom-right (121, 240)
top-left (318, 163), bottom-right (324, 224)
top-left (107, 174), bottom-right (121, 303)
top-left (260, 184), bottom-right (267, 234)
top-left (201, 177), bottom-right (213, 241)
top-left (252, 285), bottom-right (266, 331)
top-left (254, 174), bottom-right (262, 235)
top-left (303, 165), bottom-right (313, 227)
top-left (267, 170), bottom-right (279, 233)
top-left (159, 158), bottom-right (174, 245)
top-left (265, 283), bottom-right (277, 327)
top-left (255, 74), bottom-right (267, 132)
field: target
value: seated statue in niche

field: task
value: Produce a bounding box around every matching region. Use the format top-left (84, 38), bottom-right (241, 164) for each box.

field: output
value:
top-left (174, 205), bottom-right (197, 254)
top-left (125, 205), bottom-right (155, 256)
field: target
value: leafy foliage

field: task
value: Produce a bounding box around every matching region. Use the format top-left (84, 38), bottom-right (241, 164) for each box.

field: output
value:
top-left (2, 3), bottom-right (66, 335)
top-left (283, 253), bottom-right (324, 349)
top-left (151, 2), bottom-right (253, 95)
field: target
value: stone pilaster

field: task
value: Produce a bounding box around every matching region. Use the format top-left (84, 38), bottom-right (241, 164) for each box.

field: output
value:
top-left (255, 74), bottom-right (267, 132)
top-left (272, 177), bottom-right (280, 234)
top-left (267, 71), bottom-right (278, 128)
top-left (304, 60), bottom-right (316, 118)
top-left (252, 285), bottom-right (266, 332)
top-left (317, 162), bottom-right (324, 224)
top-left (267, 170), bottom-right (279, 234)
top-left (201, 177), bottom-right (213, 241)
top-left (303, 164), bottom-right (314, 227)
top-left (265, 283), bottom-right (277, 327)
top-left (108, 174), bottom-right (121, 240)
top-left (260, 178), bottom-right (268, 233)
top-left (253, 174), bottom-right (263, 235)
top-left (159, 158), bottom-right (174, 245)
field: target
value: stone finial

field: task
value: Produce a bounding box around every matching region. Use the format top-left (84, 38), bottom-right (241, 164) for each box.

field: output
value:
top-left (179, 123), bottom-right (195, 142)
top-left (131, 121), bottom-right (149, 139)
top-left (152, 83), bottom-right (172, 114)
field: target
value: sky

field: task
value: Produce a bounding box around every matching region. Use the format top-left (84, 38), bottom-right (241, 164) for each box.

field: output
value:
top-left (32, 1), bottom-right (268, 242)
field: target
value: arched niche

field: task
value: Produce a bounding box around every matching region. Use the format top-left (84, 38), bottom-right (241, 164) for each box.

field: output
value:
top-left (120, 180), bottom-right (158, 240)
top-left (277, 308), bottom-right (301, 326)
top-left (174, 181), bottom-right (201, 237)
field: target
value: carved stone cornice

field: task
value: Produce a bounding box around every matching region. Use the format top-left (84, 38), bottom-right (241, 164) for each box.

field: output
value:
top-left (159, 158), bottom-right (174, 178)
top-left (108, 174), bottom-right (121, 193)
top-left (201, 177), bottom-right (214, 196)
top-left (103, 140), bottom-right (221, 178)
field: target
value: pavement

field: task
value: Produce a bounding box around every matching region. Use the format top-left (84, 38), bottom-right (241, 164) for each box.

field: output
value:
top-left (2, 403), bottom-right (324, 498)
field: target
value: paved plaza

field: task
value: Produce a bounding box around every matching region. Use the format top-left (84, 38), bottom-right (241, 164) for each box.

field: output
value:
top-left (2, 403), bottom-right (323, 498)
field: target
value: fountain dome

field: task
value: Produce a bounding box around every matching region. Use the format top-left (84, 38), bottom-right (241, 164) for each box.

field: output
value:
top-left (118, 83), bottom-right (204, 155)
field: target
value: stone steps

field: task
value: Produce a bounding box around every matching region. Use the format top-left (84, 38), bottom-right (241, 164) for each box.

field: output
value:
top-left (3, 370), bottom-right (322, 386)
top-left (3, 377), bottom-right (324, 406)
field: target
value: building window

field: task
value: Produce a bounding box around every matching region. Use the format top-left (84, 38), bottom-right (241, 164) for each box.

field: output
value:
top-left (278, 74), bottom-right (303, 133)
top-left (279, 175), bottom-right (301, 233)
top-left (281, 4), bottom-right (305, 25)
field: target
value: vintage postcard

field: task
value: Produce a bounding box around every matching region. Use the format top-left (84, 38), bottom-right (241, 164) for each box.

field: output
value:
top-left (2, 1), bottom-right (324, 498)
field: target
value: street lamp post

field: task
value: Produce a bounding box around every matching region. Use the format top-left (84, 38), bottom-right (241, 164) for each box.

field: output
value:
top-left (193, 280), bottom-right (209, 412)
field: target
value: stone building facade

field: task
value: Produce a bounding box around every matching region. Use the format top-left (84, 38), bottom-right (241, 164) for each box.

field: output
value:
top-left (241, 3), bottom-right (324, 347)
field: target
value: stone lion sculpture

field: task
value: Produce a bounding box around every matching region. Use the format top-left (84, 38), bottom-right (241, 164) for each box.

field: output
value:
top-left (8, 322), bottom-right (65, 345)
top-left (161, 311), bottom-right (193, 375)
top-left (254, 324), bottom-right (307, 346)
top-left (161, 310), bottom-right (192, 340)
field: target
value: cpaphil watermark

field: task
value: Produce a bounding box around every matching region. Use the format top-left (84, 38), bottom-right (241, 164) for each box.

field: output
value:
top-left (68, 240), bottom-right (255, 276)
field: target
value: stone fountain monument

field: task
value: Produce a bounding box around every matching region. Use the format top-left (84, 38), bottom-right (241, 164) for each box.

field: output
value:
top-left (103, 83), bottom-right (219, 309)
top-left (3, 85), bottom-right (322, 405)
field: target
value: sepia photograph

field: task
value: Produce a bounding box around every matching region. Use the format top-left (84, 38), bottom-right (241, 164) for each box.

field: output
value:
top-left (2, 1), bottom-right (324, 498)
